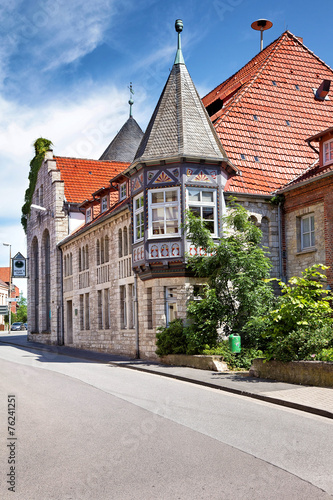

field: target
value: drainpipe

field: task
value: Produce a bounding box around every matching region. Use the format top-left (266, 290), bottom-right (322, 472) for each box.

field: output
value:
top-left (134, 271), bottom-right (139, 358)
top-left (277, 202), bottom-right (283, 281)
top-left (58, 247), bottom-right (64, 345)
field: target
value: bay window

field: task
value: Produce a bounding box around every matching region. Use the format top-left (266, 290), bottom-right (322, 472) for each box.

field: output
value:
top-left (148, 188), bottom-right (180, 238)
top-left (134, 194), bottom-right (144, 242)
top-left (187, 188), bottom-right (217, 236)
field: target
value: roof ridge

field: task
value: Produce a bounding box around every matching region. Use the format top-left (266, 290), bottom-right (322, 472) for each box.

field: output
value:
top-left (285, 30), bottom-right (333, 74)
top-left (54, 155), bottom-right (130, 164)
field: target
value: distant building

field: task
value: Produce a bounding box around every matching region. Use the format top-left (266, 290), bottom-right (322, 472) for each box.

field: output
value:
top-left (25, 23), bottom-right (333, 357)
top-left (0, 267), bottom-right (19, 320)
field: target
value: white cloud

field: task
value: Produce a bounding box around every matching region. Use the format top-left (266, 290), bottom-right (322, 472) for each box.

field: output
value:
top-left (0, 80), bottom-right (152, 287)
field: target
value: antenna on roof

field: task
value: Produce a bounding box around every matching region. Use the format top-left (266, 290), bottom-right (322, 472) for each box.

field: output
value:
top-left (128, 82), bottom-right (134, 118)
top-left (251, 19), bottom-right (273, 52)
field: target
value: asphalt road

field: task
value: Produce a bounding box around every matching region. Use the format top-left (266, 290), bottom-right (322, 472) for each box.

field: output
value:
top-left (0, 343), bottom-right (332, 499)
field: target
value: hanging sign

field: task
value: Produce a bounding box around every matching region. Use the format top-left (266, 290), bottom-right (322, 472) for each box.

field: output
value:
top-left (12, 252), bottom-right (26, 278)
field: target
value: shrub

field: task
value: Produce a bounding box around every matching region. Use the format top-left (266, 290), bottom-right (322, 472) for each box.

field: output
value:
top-left (264, 325), bottom-right (333, 362)
top-left (203, 341), bottom-right (263, 370)
top-left (316, 348), bottom-right (333, 362)
top-left (156, 319), bottom-right (187, 357)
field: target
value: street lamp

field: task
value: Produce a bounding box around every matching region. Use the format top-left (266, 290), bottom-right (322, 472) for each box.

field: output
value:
top-left (3, 243), bottom-right (12, 332)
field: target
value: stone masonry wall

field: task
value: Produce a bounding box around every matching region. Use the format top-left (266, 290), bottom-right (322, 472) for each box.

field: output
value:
top-left (27, 151), bottom-right (68, 345)
top-left (283, 174), bottom-right (333, 286)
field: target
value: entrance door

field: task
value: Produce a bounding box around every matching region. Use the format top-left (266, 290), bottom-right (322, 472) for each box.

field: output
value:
top-left (67, 300), bottom-right (73, 344)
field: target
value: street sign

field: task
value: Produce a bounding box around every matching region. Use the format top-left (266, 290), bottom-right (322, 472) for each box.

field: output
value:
top-left (7, 298), bottom-right (17, 302)
top-left (12, 252), bottom-right (26, 278)
top-left (0, 305), bottom-right (8, 315)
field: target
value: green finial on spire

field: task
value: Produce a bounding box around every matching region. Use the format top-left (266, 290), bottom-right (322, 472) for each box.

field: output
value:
top-left (174, 19), bottom-right (185, 65)
top-left (128, 82), bottom-right (134, 117)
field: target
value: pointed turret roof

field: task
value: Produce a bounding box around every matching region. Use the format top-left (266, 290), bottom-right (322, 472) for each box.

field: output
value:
top-left (99, 116), bottom-right (144, 163)
top-left (133, 20), bottom-right (233, 169)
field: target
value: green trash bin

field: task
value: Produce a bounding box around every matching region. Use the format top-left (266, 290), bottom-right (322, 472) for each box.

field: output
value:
top-left (229, 334), bottom-right (241, 353)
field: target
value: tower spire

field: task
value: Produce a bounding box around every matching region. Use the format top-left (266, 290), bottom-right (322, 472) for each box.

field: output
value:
top-left (174, 19), bottom-right (185, 65)
top-left (128, 82), bottom-right (134, 117)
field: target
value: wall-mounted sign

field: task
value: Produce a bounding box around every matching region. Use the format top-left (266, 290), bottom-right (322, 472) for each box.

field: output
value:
top-left (12, 252), bottom-right (26, 278)
top-left (0, 305), bottom-right (8, 315)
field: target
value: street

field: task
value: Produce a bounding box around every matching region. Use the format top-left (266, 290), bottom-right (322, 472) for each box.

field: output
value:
top-left (0, 342), bottom-right (332, 499)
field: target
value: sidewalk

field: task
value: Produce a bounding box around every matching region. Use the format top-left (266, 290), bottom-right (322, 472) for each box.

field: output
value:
top-left (1, 332), bottom-right (332, 419)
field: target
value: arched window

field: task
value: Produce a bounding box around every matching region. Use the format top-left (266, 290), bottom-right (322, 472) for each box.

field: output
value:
top-left (123, 227), bottom-right (128, 256)
top-left (96, 239), bottom-right (100, 266)
top-left (261, 217), bottom-right (270, 249)
top-left (70, 253), bottom-right (73, 275)
top-left (101, 236), bottom-right (105, 264)
top-left (32, 237), bottom-right (39, 332)
top-left (118, 229), bottom-right (123, 258)
top-left (82, 247), bottom-right (86, 271)
top-left (43, 230), bottom-right (51, 331)
top-left (249, 215), bottom-right (258, 226)
top-left (105, 236), bottom-right (109, 263)
top-left (85, 245), bottom-right (89, 269)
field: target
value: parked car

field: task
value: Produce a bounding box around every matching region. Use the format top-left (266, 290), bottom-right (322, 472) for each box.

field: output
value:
top-left (23, 323), bottom-right (28, 330)
top-left (11, 322), bottom-right (24, 331)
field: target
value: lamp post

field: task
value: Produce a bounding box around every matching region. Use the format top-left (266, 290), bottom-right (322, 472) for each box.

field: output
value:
top-left (3, 243), bottom-right (12, 332)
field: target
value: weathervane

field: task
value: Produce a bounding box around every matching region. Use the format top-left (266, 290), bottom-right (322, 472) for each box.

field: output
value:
top-left (128, 82), bottom-right (134, 117)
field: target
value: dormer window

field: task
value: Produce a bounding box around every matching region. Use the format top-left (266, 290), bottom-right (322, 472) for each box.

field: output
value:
top-left (120, 182), bottom-right (127, 201)
top-left (324, 139), bottom-right (333, 165)
top-left (86, 207), bottom-right (92, 223)
top-left (101, 196), bottom-right (108, 213)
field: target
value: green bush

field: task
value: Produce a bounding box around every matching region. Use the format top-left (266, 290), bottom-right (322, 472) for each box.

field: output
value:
top-left (264, 325), bottom-right (333, 362)
top-left (316, 348), bottom-right (333, 362)
top-left (156, 319), bottom-right (187, 357)
top-left (203, 341), bottom-right (263, 370)
top-left (261, 265), bottom-right (333, 361)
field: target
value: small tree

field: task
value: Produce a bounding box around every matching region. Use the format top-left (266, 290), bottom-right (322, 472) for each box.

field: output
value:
top-left (16, 294), bottom-right (27, 323)
top-left (262, 265), bottom-right (333, 361)
top-left (185, 201), bottom-right (274, 345)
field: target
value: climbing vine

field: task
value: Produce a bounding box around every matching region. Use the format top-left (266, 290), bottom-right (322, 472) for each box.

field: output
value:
top-left (21, 138), bottom-right (53, 233)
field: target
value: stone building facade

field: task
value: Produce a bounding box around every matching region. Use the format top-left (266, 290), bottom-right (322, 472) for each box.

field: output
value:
top-left (25, 22), bottom-right (333, 358)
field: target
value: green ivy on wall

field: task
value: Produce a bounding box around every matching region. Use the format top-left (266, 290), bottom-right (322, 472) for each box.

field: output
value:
top-left (21, 138), bottom-right (53, 233)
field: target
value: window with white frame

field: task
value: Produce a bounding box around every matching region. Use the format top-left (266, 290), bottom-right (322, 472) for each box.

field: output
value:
top-left (133, 194), bottom-right (144, 242)
top-left (86, 207), bottom-right (92, 223)
top-left (148, 187), bottom-right (180, 238)
top-left (301, 214), bottom-right (315, 249)
top-left (324, 139), bottom-right (333, 165)
top-left (165, 287), bottom-right (177, 326)
top-left (101, 196), bottom-right (108, 212)
top-left (119, 182), bottom-right (127, 200)
top-left (187, 188), bottom-right (217, 236)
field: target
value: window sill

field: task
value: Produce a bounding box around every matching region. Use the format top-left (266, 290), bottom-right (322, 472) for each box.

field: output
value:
top-left (296, 247), bottom-right (317, 256)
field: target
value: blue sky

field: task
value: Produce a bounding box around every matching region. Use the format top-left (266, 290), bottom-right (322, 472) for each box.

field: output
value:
top-left (0, 0), bottom-right (333, 296)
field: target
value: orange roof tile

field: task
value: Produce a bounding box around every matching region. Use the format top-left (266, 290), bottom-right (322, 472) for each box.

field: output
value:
top-left (0, 267), bottom-right (10, 283)
top-left (203, 31), bottom-right (333, 195)
top-left (54, 157), bottom-right (129, 203)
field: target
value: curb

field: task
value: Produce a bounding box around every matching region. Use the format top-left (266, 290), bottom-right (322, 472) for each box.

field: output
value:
top-left (113, 362), bottom-right (333, 420)
top-left (1, 338), bottom-right (332, 420)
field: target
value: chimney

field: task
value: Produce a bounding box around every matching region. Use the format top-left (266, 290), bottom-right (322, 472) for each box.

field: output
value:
top-left (315, 80), bottom-right (331, 100)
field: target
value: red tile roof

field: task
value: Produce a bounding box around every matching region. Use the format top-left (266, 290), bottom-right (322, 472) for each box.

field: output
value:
top-left (54, 157), bottom-right (129, 203)
top-left (281, 159), bottom-right (333, 191)
top-left (203, 31), bottom-right (333, 195)
top-left (0, 267), bottom-right (10, 283)
top-left (61, 197), bottom-right (130, 243)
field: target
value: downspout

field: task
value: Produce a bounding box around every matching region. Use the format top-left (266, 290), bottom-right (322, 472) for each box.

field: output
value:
top-left (58, 246), bottom-right (64, 345)
top-left (277, 202), bottom-right (283, 281)
top-left (134, 271), bottom-right (139, 358)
